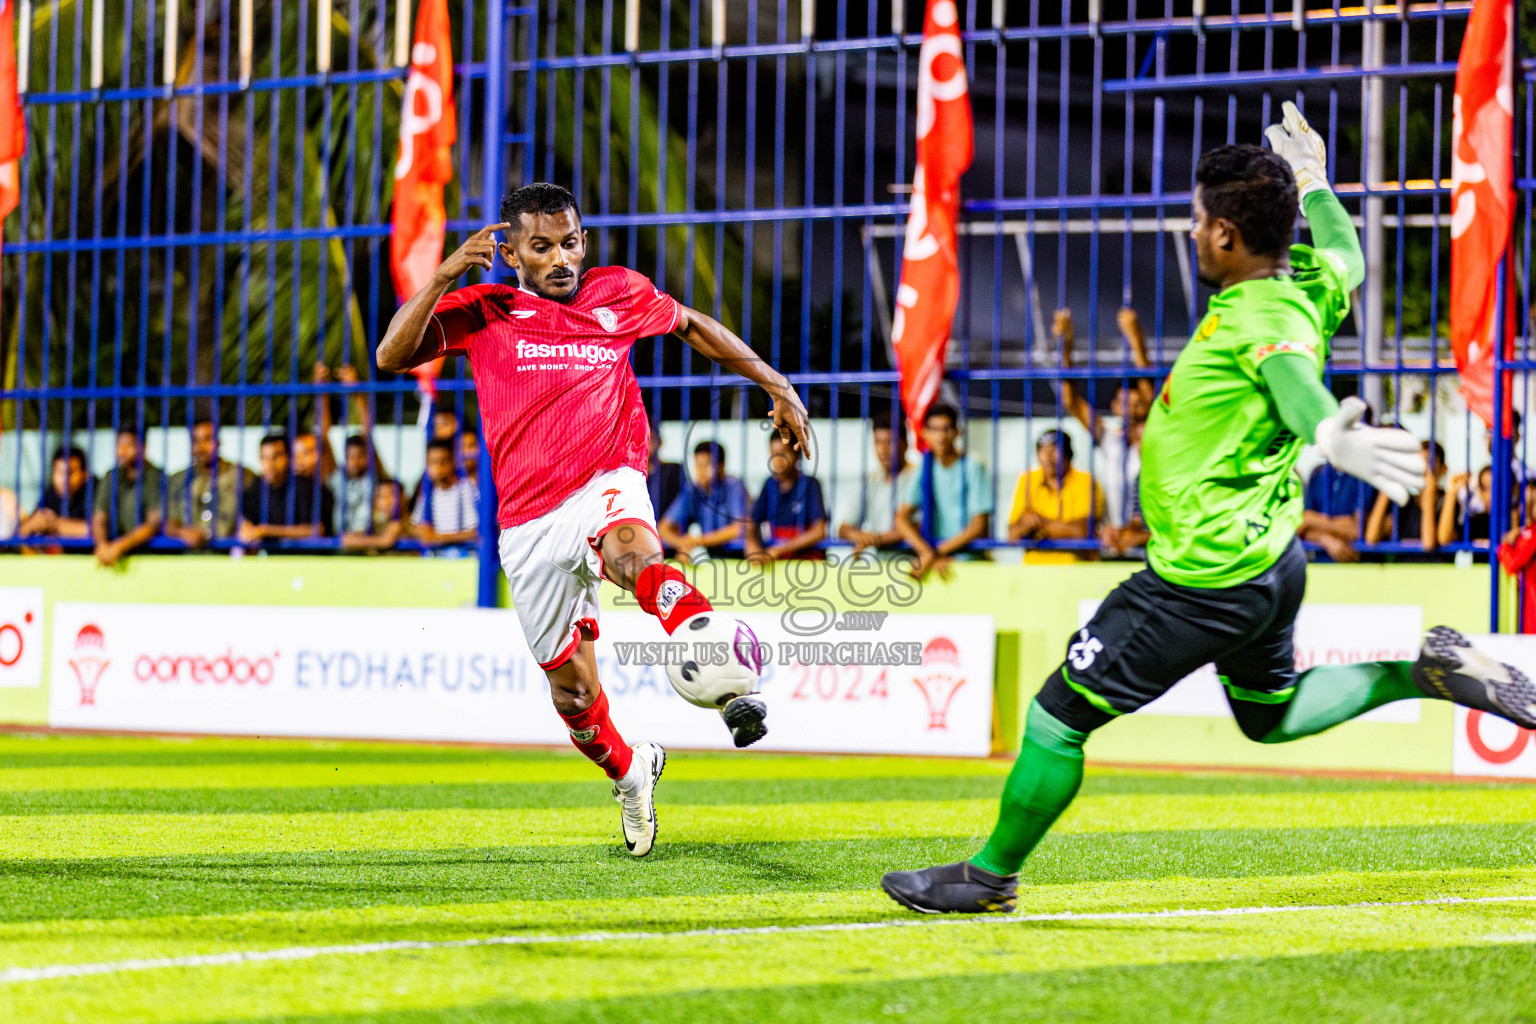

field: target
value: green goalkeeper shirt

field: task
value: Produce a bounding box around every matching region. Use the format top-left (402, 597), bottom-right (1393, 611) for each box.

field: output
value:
top-left (1140, 215), bottom-right (1355, 588)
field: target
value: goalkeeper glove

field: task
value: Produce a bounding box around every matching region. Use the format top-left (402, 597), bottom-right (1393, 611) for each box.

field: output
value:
top-left (1313, 397), bottom-right (1426, 506)
top-left (1264, 100), bottom-right (1330, 198)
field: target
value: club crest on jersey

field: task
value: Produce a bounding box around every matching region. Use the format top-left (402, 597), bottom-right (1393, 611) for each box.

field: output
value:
top-left (593, 307), bottom-right (619, 333)
top-left (1198, 315), bottom-right (1220, 339)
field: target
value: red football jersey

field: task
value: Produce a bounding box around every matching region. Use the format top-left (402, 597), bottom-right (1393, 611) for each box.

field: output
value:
top-left (429, 266), bottom-right (681, 528)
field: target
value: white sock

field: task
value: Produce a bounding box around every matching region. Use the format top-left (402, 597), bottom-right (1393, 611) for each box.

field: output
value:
top-left (615, 752), bottom-right (646, 794)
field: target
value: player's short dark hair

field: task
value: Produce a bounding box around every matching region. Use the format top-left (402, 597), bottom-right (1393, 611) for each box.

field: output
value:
top-left (1037, 429), bottom-right (1075, 464)
top-left (115, 425), bottom-right (139, 440)
top-left (53, 446), bottom-right (87, 471)
top-left (426, 438), bottom-right (456, 458)
top-left (923, 403), bottom-right (960, 429)
top-left (1195, 144), bottom-right (1298, 259)
top-left (344, 435), bottom-right (369, 453)
top-left (500, 183), bottom-right (582, 235)
top-left (192, 415), bottom-right (215, 430)
top-left (693, 441), bottom-right (726, 466)
top-left (259, 432), bottom-right (290, 453)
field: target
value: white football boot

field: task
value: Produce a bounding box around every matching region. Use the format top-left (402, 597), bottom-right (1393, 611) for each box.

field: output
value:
top-left (613, 741), bottom-right (666, 857)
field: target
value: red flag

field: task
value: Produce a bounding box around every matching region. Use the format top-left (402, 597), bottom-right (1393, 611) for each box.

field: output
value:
top-left (0, 0), bottom-right (27, 283)
top-left (892, 0), bottom-right (973, 447)
top-left (391, 0), bottom-right (457, 396)
top-left (1450, 0), bottom-right (1515, 430)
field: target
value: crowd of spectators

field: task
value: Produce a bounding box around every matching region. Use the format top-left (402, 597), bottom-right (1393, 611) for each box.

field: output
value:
top-left (4, 363), bottom-right (483, 565)
top-left (1, 326), bottom-right (1526, 576)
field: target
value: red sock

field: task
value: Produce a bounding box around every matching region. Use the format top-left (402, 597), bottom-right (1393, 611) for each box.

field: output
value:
top-left (636, 563), bottom-right (713, 635)
top-left (559, 689), bottom-right (633, 781)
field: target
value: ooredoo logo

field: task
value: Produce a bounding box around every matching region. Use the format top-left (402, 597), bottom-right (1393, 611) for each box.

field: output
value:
top-left (0, 611), bottom-right (29, 669)
top-left (1465, 709), bottom-right (1535, 765)
top-left (134, 648), bottom-right (280, 686)
top-left (68, 624), bottom-right (109, 707)
top-left (912, 636), bottom-right (966, 730)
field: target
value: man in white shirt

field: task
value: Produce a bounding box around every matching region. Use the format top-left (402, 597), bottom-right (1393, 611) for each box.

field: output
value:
top-left (837, 421), bottom-right (916, 554)
top-left (410, 438), bottom-right (480, 546)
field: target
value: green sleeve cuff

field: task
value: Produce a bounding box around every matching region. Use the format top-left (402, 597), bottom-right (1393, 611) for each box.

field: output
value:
top-left (1259, 352), bottom-right (1340, 441)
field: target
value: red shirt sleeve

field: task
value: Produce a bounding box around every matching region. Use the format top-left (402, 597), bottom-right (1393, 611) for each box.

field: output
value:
top-left (624, 269), bottom-right (682, 338)
top-left (1499, 525), bottom-right (1536, 573)
top-left (430, 285), bottom-right (492, 356)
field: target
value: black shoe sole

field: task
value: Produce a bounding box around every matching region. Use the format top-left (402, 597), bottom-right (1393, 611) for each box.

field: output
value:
top-left (723, 695), bottom-right (768, 748)
top-left (1418, 626), bottom-right (1536, 729)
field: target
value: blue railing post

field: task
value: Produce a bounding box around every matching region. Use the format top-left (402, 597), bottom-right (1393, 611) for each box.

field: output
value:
top-left (476, 0), bottom-right (508, 610)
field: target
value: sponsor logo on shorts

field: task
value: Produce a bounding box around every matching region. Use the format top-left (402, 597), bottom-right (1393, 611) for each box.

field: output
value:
top-left (568, 725), bottom-right (599, 744)
top-left (593, 307), bottom-right (619, 332)
top-left (656, 580), bottom-right (687, 619)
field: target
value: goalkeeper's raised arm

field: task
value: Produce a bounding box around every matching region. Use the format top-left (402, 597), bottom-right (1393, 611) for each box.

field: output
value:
top-left (1265, 100), bottom-right (1365, 292)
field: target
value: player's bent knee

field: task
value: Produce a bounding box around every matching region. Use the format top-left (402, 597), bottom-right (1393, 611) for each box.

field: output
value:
top-left (1036, 669), bottom-right (1115, 734)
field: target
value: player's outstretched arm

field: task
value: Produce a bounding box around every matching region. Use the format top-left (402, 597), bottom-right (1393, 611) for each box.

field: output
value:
top-left (672, 305), bottom-right (813, 461)
top-left (377, 223), bottom-right (510, 374)
top-left (1262, 356), bottom-right (1425, 505)
top-left (1265, 100), bottom-right (1365, 291)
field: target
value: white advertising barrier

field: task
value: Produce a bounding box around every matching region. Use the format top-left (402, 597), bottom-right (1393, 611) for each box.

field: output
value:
top-left (1077, 600), bottom-right (1423, 722)
top-left (0, 587), bottom-right (44, 688)
top-left (1452, 633), bottom-right (1536, 778)
top-left (47, 603), bottom-right (995, 757)
top-left (595, 611), bottom-right (995, 757)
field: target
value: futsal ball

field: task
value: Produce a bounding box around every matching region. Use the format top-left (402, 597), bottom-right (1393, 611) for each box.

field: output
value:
top-left (666, 614), bottom-right (766, 709)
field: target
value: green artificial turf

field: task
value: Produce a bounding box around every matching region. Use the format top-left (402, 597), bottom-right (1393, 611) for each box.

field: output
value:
top-left (0, 733), bottom-right (1533, 1024)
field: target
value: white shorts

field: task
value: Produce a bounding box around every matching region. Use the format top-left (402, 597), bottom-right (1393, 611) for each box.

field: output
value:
top-left (498, 466), bottom-right (659, 669)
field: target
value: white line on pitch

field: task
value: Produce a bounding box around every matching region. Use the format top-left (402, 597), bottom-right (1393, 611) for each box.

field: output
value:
top-left (4, 893), bottom-right (1535, 985)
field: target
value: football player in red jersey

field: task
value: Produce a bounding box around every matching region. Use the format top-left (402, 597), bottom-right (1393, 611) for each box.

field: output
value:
top-left (378, 183), bottom-right (812, 857)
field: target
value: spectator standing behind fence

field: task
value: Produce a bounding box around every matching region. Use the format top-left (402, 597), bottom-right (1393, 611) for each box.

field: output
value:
top-left (238, 433), bottom-right (335, 547)
top-left (1055, 307), bottom-right (1156, 530)
top-left (343, 480), bottom-right (405, 551)
top-left (1101, 419), bottom-right (1152, 557)
top-left (659, 441), bottom-right (750, 561)
top-left (411, 438), bottom-right (480, 546)
top-left (0, 486), bottom-right (16, 540)
top-left (20, 447), bottom-right (92, 541)
top-left (1299, 461), bottom-right (1374, 563)
top-left (460, 428), bottom-right (481, 490)
top-left (895, 404), bottom-right (993, 580)
top-left (93, 428), bottom-right (164, 567)
top-left (1366, 441), bottom-right (1444, 556)
top-left (1498, 480), bottom-right (1536, 633)
top-left (1007, 429), bottom-right (1108, 564)
top-left (317, 364), bottom-right (388, 537)
top-left (837, 420), bottom-right (916, 555)
top-left (747, 434), bottom-right (827, 562)
top-left (1439, 466), bottom-right (1495, 548)
top-left (165, 418), bottom-right (254, 547)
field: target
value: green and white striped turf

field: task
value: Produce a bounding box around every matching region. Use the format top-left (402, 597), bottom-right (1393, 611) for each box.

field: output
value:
top-left (1, 733), bottom-right (1533, 1023)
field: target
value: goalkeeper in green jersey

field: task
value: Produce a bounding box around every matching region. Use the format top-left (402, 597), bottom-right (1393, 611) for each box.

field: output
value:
top-left (882, 102), bottom-right (1536, 915)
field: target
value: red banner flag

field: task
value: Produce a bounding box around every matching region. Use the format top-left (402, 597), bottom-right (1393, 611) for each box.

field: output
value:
top-left (391, 0), bottom-right (457, 396)
top-left (1450, 0), bottom-right (1515, 430)
top-left (0, 0), bottom-right (27, 285)
top-left (892, 0), bottom-right (973, 446)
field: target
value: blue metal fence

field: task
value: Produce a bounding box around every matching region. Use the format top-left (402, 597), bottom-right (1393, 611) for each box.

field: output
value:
top-left (0, 1), bottom-right (1522, 624)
